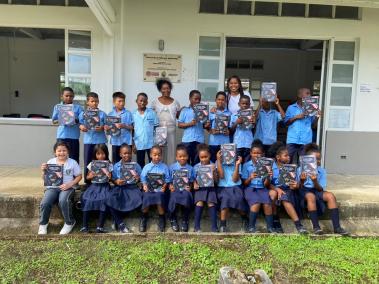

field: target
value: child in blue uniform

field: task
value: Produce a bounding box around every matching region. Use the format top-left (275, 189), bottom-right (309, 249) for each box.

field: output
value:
top-left (254, 97), bottom-right (285, 155)
top-left (132, 93), bottom-right (159, 168)
top-left (79, 92), bottom-right (108, 184)
top-left (242, 140), bottom-right (275, 233)
top-left (107, 144), bottom-right (142, 233)
top-left (177, 90), bottom-right (210, 166)
top-left (297, 143), bottom-right (348, 235)
top-left (270, 142), bottom-right (308, 234)
top-left (140, 145), bottom-right (171, 232)
top-left (39, 141), bottom-right (82, 235)
top-left (52, 87), bottom-right (83, 163)
top-left (80, 144), bottom-right (113, 233)
top-left (168, 144), bottom-right (195, 232)
top-left (193, 144), bottom-right (219, 232)
top-left (230, 95), bottom-right (255, 163)
top-left (208, 91), bottom-right (232, 162)
top-left (106, 92), bottom-right (133, 164)
top-left (217, 152), bottom-right (248, 233)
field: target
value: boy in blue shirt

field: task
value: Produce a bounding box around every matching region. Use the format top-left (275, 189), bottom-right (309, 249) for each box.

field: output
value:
top-left (52, 87), bottom-right (83, 163)
top-left (297, 143), bottom-right (348, 236)
top-left (284, 88), bottom-right (321, 163)
top-left (177, 90), bottom-right (210, 166)
top-left (132, 93), bottom-right (159, 168)
top-left (230, 95), bottom-right (255, 163)
top-left (254, 97), bottom-right (285, 155)
top-left (105, 92), bottom-right (133, 164)
top-left (79, 92), bottom-right (107, 184)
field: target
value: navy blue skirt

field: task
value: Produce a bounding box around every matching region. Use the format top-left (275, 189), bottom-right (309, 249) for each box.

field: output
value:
top-left (142, 191), bottom-right (166, 209)
top-left (168, 190), bottom-right (194, 213)
top-left (81, 183), bottom-right (110, 212)
top-left (244, 187), bottom-right (271, 207)
top-left (106, 184), bottom-right (142, 212)
top-left (194, 187), bottom-right (218, 204)
top-left (277, 187), bottom-right (296, 205)
top-left (217, 186), bottom-right (248, 211)
top-left (299, 187), bottom-right (326, 216)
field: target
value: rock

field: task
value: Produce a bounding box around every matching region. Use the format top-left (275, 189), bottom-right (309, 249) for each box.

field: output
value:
top-left (253, 269), bottom-right (272, 284)
top-left (218, 267), bottom-right (272, 284)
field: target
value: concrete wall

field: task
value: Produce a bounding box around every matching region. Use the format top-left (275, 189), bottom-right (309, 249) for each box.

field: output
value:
top-left (0, 37), bottom-right (64, 117)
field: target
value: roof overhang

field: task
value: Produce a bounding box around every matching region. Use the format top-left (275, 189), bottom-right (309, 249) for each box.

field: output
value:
top-left (239, 0), bottom-right (379, 8)
top-left (85, 0), bottom-right (115, 36)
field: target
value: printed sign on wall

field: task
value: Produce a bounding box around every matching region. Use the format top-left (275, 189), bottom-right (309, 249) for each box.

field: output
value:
top-left (143, 53), bottom-right (182, 83)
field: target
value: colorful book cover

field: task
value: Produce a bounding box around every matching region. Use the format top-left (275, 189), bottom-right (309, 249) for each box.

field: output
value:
top-left (255, 157), bottom-right (274, 179)
top-left (300, 155), bottom-right (318, 177)
top-left (154, 126), bottom-right (168, 146)
top-left (278, 164), bottom-right (297, 186)
top-left (261, 82), bottom-right (277, 102)
top-left (58, 104), bottom-right (75, 126)
top-left (44, 164), bottom-right (63, 187)
top-left (238, 109), bottom-right (253, 130)
top-left (106, 116), bottom-right (121, 137)
top-left (302, 96), bottom-right (319, 116)
top-left (173, 169), bottom-right (190, 191)
top-left (91, 160), bottom-right (110, 183)
top-left (84, 109), bottom-right (100, 130)
top-left (120, 162), bottom-right (138, 184)
top-left (221, 143), bottom-right (236, 165)
top-left (215, 114), bottom-right (230, 133)
top-left (194, 103), bottom-right (209, 123)
top-left (196, 165), bottom-right (214, 187)
top-left (147, 173), bottom-right (165, 192)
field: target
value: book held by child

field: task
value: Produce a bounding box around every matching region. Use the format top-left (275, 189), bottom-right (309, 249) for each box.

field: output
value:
top-left (154, 126), bottom-right (168, 146)
top-left (173, 169), bottom-right (190, 191)
top-left (261, 82), bottom-right (277, 102)
top-left (279, 164), bottom-right (297, 186)
top-left (255, 157), bottom-right (274, 179)
top-left (84, 109), bottom-right (100, 130)
top-left (300, 155), bottom-right (318, 176)
top-left (194, 103), bottom-right (209, 123)
top-left (57, 104), bottom-right (75, 126)
top-left (196, 165), bottom-right (214, 187)
top-left (238, 109), bottom-right (253, 129)
top-left (147, 173), bottom-right (165, 192)
top-left (215, 114), bottom-right (230, 133)
top-left (44, 164), bottom-right (63, 187)
top-left (302, 96), bottom-right (319, 116)
top-left (91, 160), bottom-right (110, 183)
top-left (106, 116), bottom-right (121, 136)
top-left (120, 162), bottom-right (139, 184)
top-left (221, 143), bottom-right (236, 165)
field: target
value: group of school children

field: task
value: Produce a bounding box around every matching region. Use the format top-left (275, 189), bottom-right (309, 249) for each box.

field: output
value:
top-left (38, 84), bottom-right (348, 236)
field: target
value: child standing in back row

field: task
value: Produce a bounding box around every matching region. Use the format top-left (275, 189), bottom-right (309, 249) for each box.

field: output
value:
top-left (52, 87), bottom-right (83, 163)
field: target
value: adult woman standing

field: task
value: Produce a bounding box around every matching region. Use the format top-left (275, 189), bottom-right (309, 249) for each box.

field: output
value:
top-left (151, 78), bottom-right (181, 165)
top-left (226, 75), bottom-right (254, 115)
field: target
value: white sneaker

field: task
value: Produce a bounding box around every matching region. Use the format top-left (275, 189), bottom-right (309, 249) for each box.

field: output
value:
top-left (38, 224), bottom-right (48, 235)
top-left (59, 221), bottom-right (76, 235)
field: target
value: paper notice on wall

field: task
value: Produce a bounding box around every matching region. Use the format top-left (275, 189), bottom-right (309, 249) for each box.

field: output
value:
top-left (143, 53), bottom-right (182, 83)
top-left (360, 84), bottom-right (372, 93)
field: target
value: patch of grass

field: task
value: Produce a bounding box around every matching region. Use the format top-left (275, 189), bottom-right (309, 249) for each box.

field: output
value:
top-left (0, 236), bottom-right (378, 283)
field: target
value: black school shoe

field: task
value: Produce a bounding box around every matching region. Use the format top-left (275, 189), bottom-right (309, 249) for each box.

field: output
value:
top-left (181, 221), bottom-right (189, 232)
top-left (247, 227), bottom-right (258, 234)
top-left (96, 227), bottom-right (107, 233)
top-left (158, 217), bottom-right (166, 232)
top-left (273, 220), bottom-right (284, 234)
top-left (334, 227), bottom-right (350, 236)
top-left (296, 225), bottom-right (309, 235)
top-left (267, 227), bottom-right (276, 234)
top-left (170, 219), bottom-right (179, 232)
top-left (139, 217), bottom-right (147, 232)
top-left (80, 226), bottom-right (89, 233)
top-left (219, 225), bottom-right (228, 233)
top-left (313, 228), bottom-right (324, 235)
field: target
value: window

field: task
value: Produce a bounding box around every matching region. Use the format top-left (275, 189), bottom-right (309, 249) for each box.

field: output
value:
top-left (335, 6), bottom-right (359, 19)
top-left (197, 36), bottom-right (223, 101)
top-left (40, 0), bottom-right (65, 5)
top-left (199, 0), bottom-right (224, 14)
top-left (66, 30), bottom-right (91, 103)
top-left (254, 2), bottom-right (278, 16)
top-left (282, 3), bottom-right (305, 17)
top-left (309, 4), bottom-right (333, 18)
top-left (227, 0), bottom-right (251, 15)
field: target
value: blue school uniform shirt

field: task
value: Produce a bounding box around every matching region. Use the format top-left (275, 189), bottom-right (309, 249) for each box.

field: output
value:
top-left (108, 107), bottom-right (133, 146)
top-left (177, 106), bottom-right (205, 143)
top-left (169, 162), bottom-right (195, 182)
top-left (217, 164), bottom-right (242, 187)
top-left (241, 160), bottom-right (265, 189)
top-left (284, 103), bottom-right (314, 145)
top-left (141, 161), bottom-right (171, 184)
top-left (132, 108), bottom-right (159, 151)
top-left (52, 103), bottom-right (83, 139)
top-left (209, 109), bottom-right (232, 146)
top-left (296, 166), bottom-right (327, 190)
top-left (230, 113), bottom-right (254, 149)
top-left (112, 160), bottom-right (142, 181)
top-left (79, 109), bottom-right (107, 145)
top-left (255, 109), bottom-right (282, 145)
